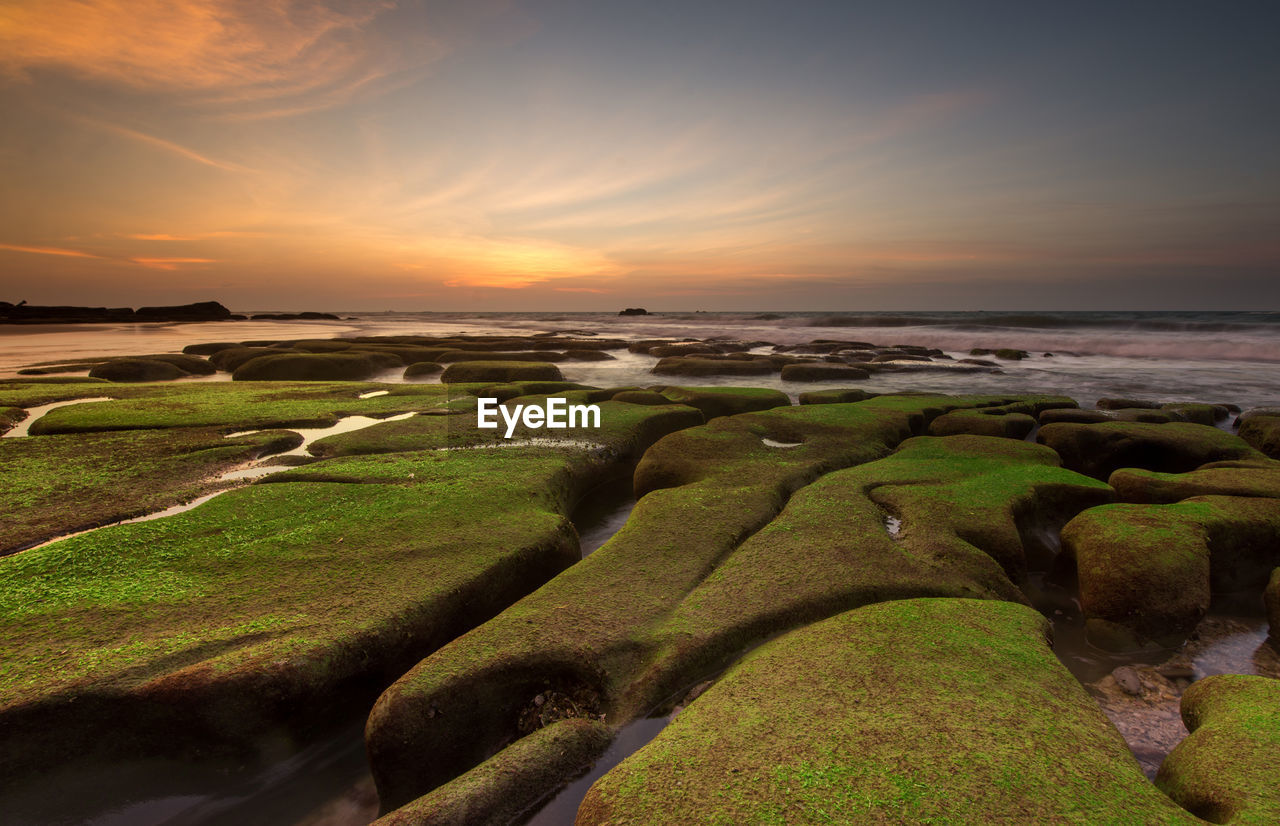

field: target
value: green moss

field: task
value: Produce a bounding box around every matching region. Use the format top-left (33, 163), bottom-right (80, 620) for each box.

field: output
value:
top-left (1063, 497), bottom-right (1280, 644)
top-left (1110, 460), bottom-right (1280, 503)
top-left (655, 385), bottom-right (790, 419)
top-left (231, 352), bottom-right (388, 381)
top-left (578, 599), bottom-right (1195, 825)
top-left (364, 395), bottom-right (1096, 811)
top-left (0, 378), bottom-right (114, 409)
top-left (0, 445), bottom-right (607, 775)
top-left (440, 361), bottom-right (564, 383)
top-left (0, 406), bottom-right (24, 434)
top-left (25, 381), bottom-right (453, 434)
top-left (0, 427), bottom-right (300, 554)
top-left (797, 388), bottom-right (877, 405)
top-left (1239, 415), bottom-right (1280, 459)
top-left (1157, 675), bottom-right (1280, 824)
top-left (309, 400), bottom-right (702, 459)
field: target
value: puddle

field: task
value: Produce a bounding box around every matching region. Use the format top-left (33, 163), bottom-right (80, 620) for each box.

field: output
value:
top-left (2, 718), bottom-right (377, 826)
top-left (1027, 567), bottom-right (1279, 779)
top-left (230, 412), bottom-right (417, 458)
top-left (883, 515), bottom-right (902, 538)
top-left (357, 390), bottom-right (389, 399)
top-left (2, 397), bottom-right (114, 437)
top-left (522, 716), bottom-right (671, 825)
top-left (572, 478), bottom-right (637, 558)
top-left (761, 437), bottom-right (802, 448)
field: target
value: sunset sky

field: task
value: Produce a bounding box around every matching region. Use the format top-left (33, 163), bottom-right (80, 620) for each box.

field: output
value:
top-left (1, 1), bottom-right (1277, 311)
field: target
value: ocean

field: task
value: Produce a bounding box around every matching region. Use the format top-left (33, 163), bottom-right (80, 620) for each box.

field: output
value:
top-left (3, 310), bottom-right (1278, 409)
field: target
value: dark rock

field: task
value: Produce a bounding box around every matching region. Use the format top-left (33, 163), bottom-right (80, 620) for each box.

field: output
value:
top-left (1267, 568), bottom-right (1279, 643)
top-left (231, 353), bottom-right (386, 381)
top-left (1097, 398), bottom-right (1162, 411)
top-left (779, 364), bottom-right (871, 382)
top-left (618, 308), bottom-right (649, 316)
top-left (134, 301), bottom-right (233, 321)
top-left (1037, 422), bottom-right (1264, 480)
top-left (182, 342), bottom-right (242, 356)
top-left (612, 390), bottom-right (674, 406)
top-left (88, 359), bottom-right (186, 382)
top-left (440, 361), bottom-right (564, 383)
top-left (652, 357), bottom-right (775, 377)
top-left (1239, 415), bottom-right (1280, 459)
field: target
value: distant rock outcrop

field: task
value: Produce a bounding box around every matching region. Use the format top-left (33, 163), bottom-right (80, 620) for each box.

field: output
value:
top-left (618, 307), bottom-right (649, 316)
top-left (1, 300), bottom-right (236, 324)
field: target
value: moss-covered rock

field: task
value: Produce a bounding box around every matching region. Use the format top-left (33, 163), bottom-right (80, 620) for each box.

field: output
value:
top-left (578, 599), bottom-right (1195, 825)
top-left (797, 388), bottom-right (877, 405)
top-left (651, 357), bottom-right (775, 377)
top-left (207, 346), bottom-right (279, 372)
top-left (779, 363), bottom-right (871, 381)
top-left (0, 427), bottom-right (300, 555)
top-left (374, 719), bottom-right (611, 825)
top-left (1162, 402), bottom-right (1229, 426)
top-left (231, 352), bottom-right (390, 381)
top-left (363, 397), bottom-right (1107, 813)
top-left (1037, 421), bottom-right (1264, 480)
top-left (440, 361), bottom-right (563, 383)
top-left (88, 359), bottom-right (187, 382)
top-left (0, 442), bottom-right (628, 778)
top-left (433, 350), bottom-right (570, 363)
top-left (928, 406), bottom-right (1037, 439)
top-left (309, 400), bottom-right (702, 461)
top-left (25, 382), bottom-right (451, 434)
top-left (181, 342), bottom-right (242, 356)
top-left (1157, 675), bottom-right (1280, 825)
top-left (402, 362), bottom-right (442, 379)
top-left (0, 406), bottom-right (25, 435)
top-left (1062, 496), bottom-right (1280, 644)
top-left (654, 386), bottom-right (790, 419)
top-left (1110, 460), bottom-right (1280, 503)
top-left (1239, 414), bottom-right (1280, 459)
top-left (609, 390), bottom-right (670, 405)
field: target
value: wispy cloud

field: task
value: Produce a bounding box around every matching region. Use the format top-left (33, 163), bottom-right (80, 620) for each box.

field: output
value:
top-left (0, 1), bottom-right (390, 96)
top-left (77, 117), bottom-right (253, 172)
top-left (129, 257), bottom-right (218, 270)
top-left (0, 242), bottom-right (101, 259)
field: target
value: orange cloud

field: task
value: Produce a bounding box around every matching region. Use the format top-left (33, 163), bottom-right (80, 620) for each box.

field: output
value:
top-left (0, 242), bottom-right (100, 258)
top-left (129, 256), bottom-right (217, 270)
top-left (0, 1), bottom-right (395, 107)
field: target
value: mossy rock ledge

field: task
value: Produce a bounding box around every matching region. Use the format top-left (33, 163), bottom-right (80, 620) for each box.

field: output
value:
top-left (577, 599), bottom-right (1197, 825)
top-left (1062, 496), bottom-right (1280, 646)
top-left (1157, 674), bottom-right (1280, 825)
top-left (1110, 459), bottom-right (1280, 504)
top-left (365, 396), bottom-right (1113, 819)
top-left (0, 392), bottom-right (701, 778)
top-left (440, 360), bottom-right (563, 383)
top-left (1037, 421), bottom-right (1264, 480)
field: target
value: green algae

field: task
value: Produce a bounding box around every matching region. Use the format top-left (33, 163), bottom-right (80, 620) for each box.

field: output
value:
top-left (308, 399), bottom-right (702, 459)
top-left (0, 443), bottom-right (620, 776)
top-left (577, 599), bottom-right (1196, 825)
top-left (440, 361), bottom-right (564, 383)
top-left (1239, 415), bottom-right (1280, 459)
top-left (654, 385), bottom-right (791, 419)
top-left (1063, 497), bottom-right (1280, 643)
top-left (1157, 674), bottom-right (1280, 825)
top-left (0, 427), bottom-right (300, 554)
top-left (364, 395), bottom-right (1096, 814)
top-left (25, 381), bottom-right (452, 433)
top-left (1110, 459), bottom-right (1280, 503)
